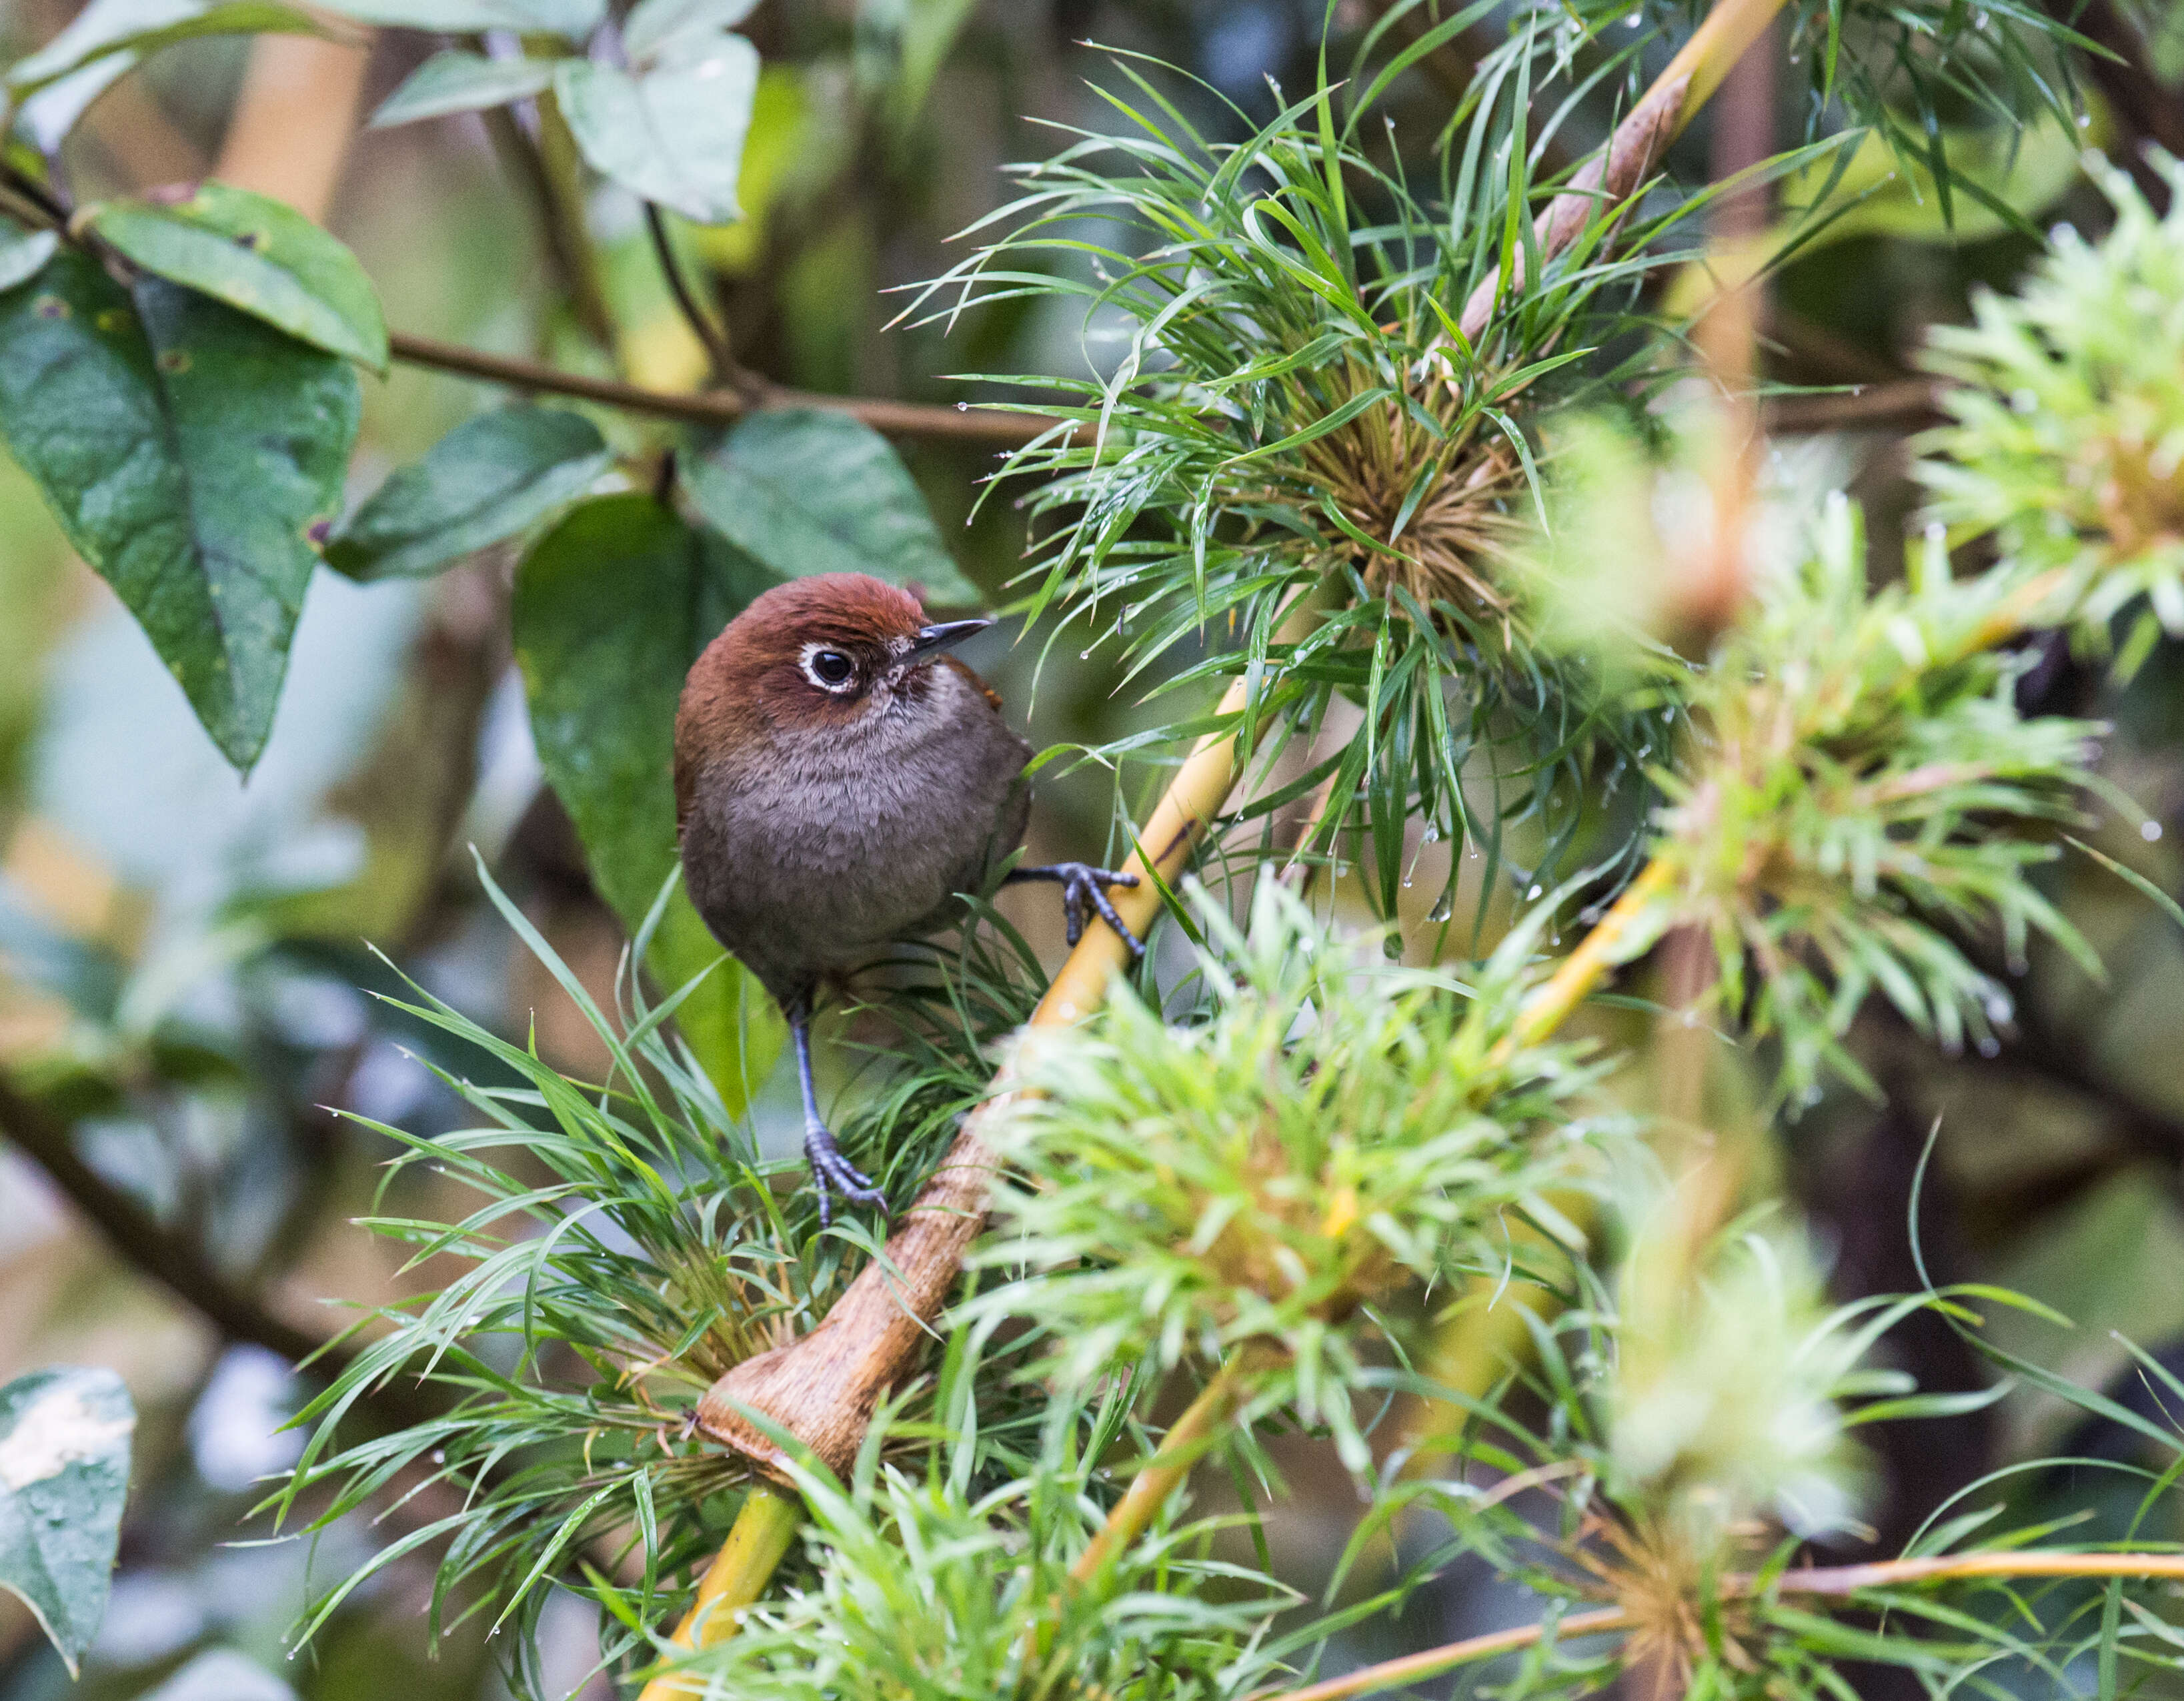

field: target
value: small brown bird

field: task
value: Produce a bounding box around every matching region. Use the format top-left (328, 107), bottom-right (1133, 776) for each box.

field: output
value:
top-left (674, 572), bottom-right (1141, 1222)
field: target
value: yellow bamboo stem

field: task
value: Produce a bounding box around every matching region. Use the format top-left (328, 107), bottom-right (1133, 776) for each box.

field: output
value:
top-left (636, 1484), bottom-right (802, 1697)
top-left (1252, 1552), bottom-right (2184, 1701)
top-left (1070, 1358), bottom-right (1252, 1585)
top-left (1262, 1606), bottom-right (1636, 1701)
top-left (1492, 857), bottom-right (1679, 1065)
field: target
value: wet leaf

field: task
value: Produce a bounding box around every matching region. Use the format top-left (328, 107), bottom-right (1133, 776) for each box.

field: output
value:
top-left (0, 1367), bottom-right (135, 1678)
top-left (327, 406), bottom-right (609, 581)
top-left (0, 255), bottom-right (359, 768)
top-left (79, 181), bottom-right (387, 371)
top-left (684, 406), bottom-right (980, 604)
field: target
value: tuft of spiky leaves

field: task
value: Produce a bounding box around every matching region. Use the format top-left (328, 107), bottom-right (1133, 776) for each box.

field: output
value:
top-left (913, 53), bottom-right (1705, 923)
top-left (972, 879), bottom-right (1621, 1470)
top-left (1918, 153), bottom-right (2184, 653)
top-left (1370, 1200), bottom-right (2109, 1701)
top-left (1647, 494), bottom-right (2101, 1100)
top-left (267, 865), bottom-right (1016, 1695)
top-left (657, 1383), bottom-right (1289, 1701)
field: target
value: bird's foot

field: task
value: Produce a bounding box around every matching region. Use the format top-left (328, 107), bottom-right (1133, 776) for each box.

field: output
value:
top-left (804, 1122), bottom-right (888, 1229)
top-left (1008, 863), bottom-right (1146, 959)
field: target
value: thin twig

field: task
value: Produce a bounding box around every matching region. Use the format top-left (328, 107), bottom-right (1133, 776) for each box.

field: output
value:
top-left (1761, 379), bottom-right (1943, 434)
top-left (1253, 1552), bottom-right (2184, 1701)
top-left (387, 330), bottom-right (1059, 446)
top-left (644, 201), bottom-right (758, 402)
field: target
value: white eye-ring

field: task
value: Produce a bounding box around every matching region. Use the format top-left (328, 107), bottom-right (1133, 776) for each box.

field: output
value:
top-left (800, 644), bottom-right (858, 693)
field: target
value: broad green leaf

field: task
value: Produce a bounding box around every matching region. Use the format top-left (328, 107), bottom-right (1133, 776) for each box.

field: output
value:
top-left (552, 32), bottom-right (759, 226)
top-left (79, 181), bottom-right (387, 372)
top-left (5, 0), bottom-right (321, 98)
top-left (513, 494), bottom-right (781, 1111)
top-left (684, 406), bottom-right (980, 604)
top-left (0, 222), bottom-right (57, 293)
top-left (328, 406), bottom-right (609, 582)
top-left (0, 1367), bottom-right (135, 1677)
top-left (0, 257), bottom-right (359, 769)
top-left (309, 0), bottom-right (602, 37)
top-left (369, 51), bottom-right (557, 129)
top-left (623, 0), bottom-right (757, 60)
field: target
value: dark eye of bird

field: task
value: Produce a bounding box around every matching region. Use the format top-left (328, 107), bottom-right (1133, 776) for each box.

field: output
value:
top-left (812, 650), bottom-right (854, 686)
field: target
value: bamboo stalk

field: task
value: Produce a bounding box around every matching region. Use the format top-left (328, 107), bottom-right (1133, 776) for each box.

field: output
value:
top-left (1456, 0), bottom-right (1794, 342)
top-left (1262, 1606), bottom-right (1637, 1701)
top-left (1253, 1552), bottom-right (2184, 1701)
top-left (1068, 1358), bottom-right (1252, 1584)
top-left (636, 1484), bottom-right (802, 1696)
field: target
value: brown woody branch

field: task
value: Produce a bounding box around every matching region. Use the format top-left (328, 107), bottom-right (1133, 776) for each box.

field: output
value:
top-left (387, 331), bottom-right (1059, 448)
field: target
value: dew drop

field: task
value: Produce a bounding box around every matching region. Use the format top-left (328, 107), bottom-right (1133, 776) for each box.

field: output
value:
top-left (1982, 990), bottom-right (2013, 1025)
top-left (2143, 819), bottom-right (2164, 842)
top-left (1977, 1035), bottom-right (2001, 1057)
top-left (1428, 893), bottom-right (1454, 923)
top-left (2007, 952), bottom-right (2029, 977)
top-left (1624, 8), bottom-right (1642, 23)
top-left (1080, 648), bottom-right (1092, 660)
top-left (1402, 875), bottom-right (1413, 887)
top-left (1421, 822), bottom-right (1441, 843)
top-left (2077, 111), bottom-right (2092, 127)
top-left (1526, 883), bottom-right (1542, 899)
top-left (1680, 1009), bottom-right (1699, 1028)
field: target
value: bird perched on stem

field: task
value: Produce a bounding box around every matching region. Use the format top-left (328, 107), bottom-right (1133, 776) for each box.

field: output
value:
top-left (675, 572), bottom-right (1142, 1223)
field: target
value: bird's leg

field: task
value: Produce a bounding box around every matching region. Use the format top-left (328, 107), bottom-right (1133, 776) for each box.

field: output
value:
top-left (788, 1001), bottom-right (887, 1227)
top-left (1005, 863), bottom-right (1146, 959)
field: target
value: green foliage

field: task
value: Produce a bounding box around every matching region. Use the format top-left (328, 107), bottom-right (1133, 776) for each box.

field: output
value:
top-left (0, 255), bottom-right (357, 768)
top-left (327, 406), bottom-right (610, 581)
top-left (78, 180), bottom-right (389, 372)
top-left (553, 25), bottom-right (760, 227)
top-left (976, 880), bottom-right (1616, 1469)
top-left (668, 1393), bottom-right (1284, 1701)
top-left (0, 1366), bottom-right (134, 1678)
top-left (513, 493), bottom-right (778, 1111)
top-left (2, 0), bottom-right (321, 103)
top-left (1653, 496), bottom-right (2101, 1099)
top-left (1918, 152), bottom-right (2184, 642)
top-left (275, 867), bottom-right (815, 1687)
top-left (683, 408), bottom-right (982, 606)
top-left (311, 0), bottom-right (601, 35)
top-left (921, 60), bottom-right (1695, 923)
top-left (369, 51), bottom-right (560, 130)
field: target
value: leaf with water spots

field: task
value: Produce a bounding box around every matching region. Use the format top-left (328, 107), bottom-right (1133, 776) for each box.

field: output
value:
top-left (79, 181), bottom-right (387, 371)
top-left (0, 1367), bottom-right (135, 1677)
top-left (0, 255), bottom-right (359, 768)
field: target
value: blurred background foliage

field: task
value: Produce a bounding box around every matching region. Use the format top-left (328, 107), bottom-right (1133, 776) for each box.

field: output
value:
top-left (0, 0), bottom-right (2180, 1697)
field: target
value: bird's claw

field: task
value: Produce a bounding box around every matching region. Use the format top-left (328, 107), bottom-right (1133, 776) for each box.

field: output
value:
top-left (1011, 862), bottom-right (1146, 959)
top-left (804, 1123), bottom-right (888, 1229)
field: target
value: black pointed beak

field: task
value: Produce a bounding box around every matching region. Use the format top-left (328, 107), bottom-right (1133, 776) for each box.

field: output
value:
top-left (904, 618), bottom-right (993, 663)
